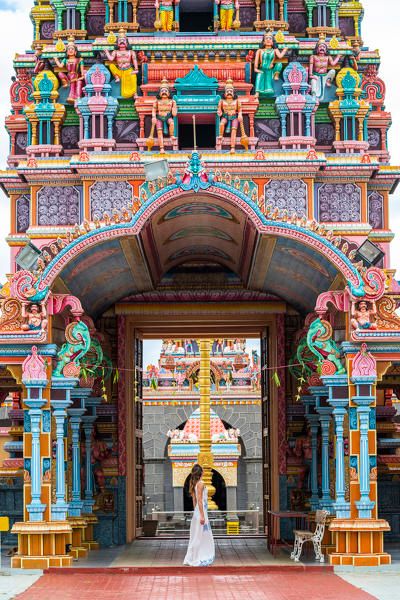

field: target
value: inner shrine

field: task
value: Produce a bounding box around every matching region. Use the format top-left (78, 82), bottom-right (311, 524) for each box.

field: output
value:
top-left (0, 0), bottom-right (399, 571)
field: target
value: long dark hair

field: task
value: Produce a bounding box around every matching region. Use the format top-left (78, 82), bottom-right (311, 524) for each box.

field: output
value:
top-left (189, 463), bottom-right (203, 497)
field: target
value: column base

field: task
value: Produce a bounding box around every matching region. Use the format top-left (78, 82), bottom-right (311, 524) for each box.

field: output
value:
top-left (82, 513), bottom-right (99, 550)
top-left (68, 516), bottom-right (89, 559)
top-left (329, 518), bottom-right (391, 566)
top-left (11, 521), bottom-right (73, 569)
top-left (333, 500), bottom-right (351, 519)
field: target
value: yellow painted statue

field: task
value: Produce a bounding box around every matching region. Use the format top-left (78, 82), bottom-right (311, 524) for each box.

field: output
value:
top-left (105, 30), bottom-right (138, 99)
top-left (216, 0), bottom-right (240, 31)
top-left (155, 0), bottom-right (179, 31)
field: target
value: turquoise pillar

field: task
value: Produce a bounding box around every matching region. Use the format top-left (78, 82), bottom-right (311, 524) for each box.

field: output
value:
top-left (82, 396), bottom-right (102, 514)
top-left (82, 415), bottom-right (96, 514)
top-left (24, 380), bottom-right (47, 522)
top-left (323, 375), bottom-right (350, 519)
top-left (68, 407), bottom-right (86, 517)
top-left (303, 396), bottom-right (320, 510)
top-left (316, 405), bottom-right (333, 511)
top-left (50, 378), bottom-right (76, 521)
top-left (351, 374), bottom-right (376, 519)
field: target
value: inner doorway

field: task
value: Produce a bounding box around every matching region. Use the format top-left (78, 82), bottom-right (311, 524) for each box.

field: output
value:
top-left (141, 336), bottom-right (264, 538)
top-left (179, 0), bottom-right (214, 32)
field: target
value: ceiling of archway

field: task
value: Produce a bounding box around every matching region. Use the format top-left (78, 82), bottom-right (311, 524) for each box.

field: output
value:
top-left (57, 193), bottom-right (345, 318)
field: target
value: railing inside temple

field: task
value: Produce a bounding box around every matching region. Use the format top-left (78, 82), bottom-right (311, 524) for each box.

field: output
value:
top-left (143, 510), bottom-right (262, 537)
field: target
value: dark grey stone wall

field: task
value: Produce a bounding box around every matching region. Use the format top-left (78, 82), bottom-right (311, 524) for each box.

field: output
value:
top-left (143, 404), bottom-right (262, 513)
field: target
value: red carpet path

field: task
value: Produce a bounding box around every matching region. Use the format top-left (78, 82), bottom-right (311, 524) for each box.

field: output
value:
top-left (15, 570), bottom-right (377, 600)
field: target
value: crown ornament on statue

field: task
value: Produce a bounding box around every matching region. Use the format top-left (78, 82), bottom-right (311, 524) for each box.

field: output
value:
top-left (159, 78), bottom-right (170, 95)
top-left (224, 78), bottom-right (235, 93)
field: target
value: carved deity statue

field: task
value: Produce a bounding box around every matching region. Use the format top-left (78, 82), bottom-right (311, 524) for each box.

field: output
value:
top-left (216, 0), bottom-right (240, 31)
top-left (21, 303), bottom-right (48, 332)
top-left (147, 79), bottom-right (177, 153)
top-left (254, 31), bottom-right (288, 98)
top-left (217, 79), bottom-right (247, 153)
top-left (155, 0), bottom-right (179, 32)
top-left (104, 30), bottom-right (138, 99)
top-left (351, 300), bottom-right (378, 331)
top-left (53, 37), bottom-right (85, 104)
top-left (309, 38), bottom-right (342, 100)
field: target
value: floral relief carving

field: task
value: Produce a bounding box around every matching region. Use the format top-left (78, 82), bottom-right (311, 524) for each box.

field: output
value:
top-left (37, 186), bottom-right (80, 226)
top-left (89, 181), bottom-right (133, 221)
top-left (264, 179), bottom-right (307, 217)
top-left (318, 183), bottom-right (361, 222)
top-left (16, 194), bottom-right (30, 233)
top-left (368, 191), bottom-right (384, 230)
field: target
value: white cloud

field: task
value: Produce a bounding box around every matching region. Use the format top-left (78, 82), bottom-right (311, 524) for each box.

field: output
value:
top-left (0, 1), bottom-right (399, 284)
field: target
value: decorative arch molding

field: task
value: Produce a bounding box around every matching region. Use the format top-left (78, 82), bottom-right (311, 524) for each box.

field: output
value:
top-left (38, 181), bottom-right (365, 296)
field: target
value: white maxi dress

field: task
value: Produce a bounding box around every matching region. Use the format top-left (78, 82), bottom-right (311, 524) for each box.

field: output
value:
top-left (183, 482), bottom-right (215, 566)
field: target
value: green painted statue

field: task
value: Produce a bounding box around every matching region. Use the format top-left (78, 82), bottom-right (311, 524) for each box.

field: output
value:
top-left (53, 320), bottom-right (91, 378)
top-left (254, 32), bottom-right (288, 98)
top-left (306, 318), bottom-right (346, 375)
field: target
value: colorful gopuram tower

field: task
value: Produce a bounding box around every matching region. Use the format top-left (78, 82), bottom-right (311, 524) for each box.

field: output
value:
top-left (0, 0), bottom-right (400, 569)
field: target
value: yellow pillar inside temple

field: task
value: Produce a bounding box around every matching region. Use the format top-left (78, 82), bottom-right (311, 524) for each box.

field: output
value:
top-left (197, 339), bottom-right (217, 509)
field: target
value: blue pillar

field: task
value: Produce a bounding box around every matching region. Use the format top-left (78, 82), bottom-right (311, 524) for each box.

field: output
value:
top-left (303, 396), bottom-right (320, 510)
top-left (317, 406), bottom-right (333, 511)
top-left (24, 381), bottom-right (47, 522)
top-left (82, 415), bottom-right (96, 514)
top-left (68, 407), bottom-right (86, 517)
top-left (50, 378), bottom-right (76, 521)
top-left (323, 375), bottom-right (350, 519)
top-left (174, 2), bottom-right (180, 28)
top-left (351, 374), bottom-right (376, 519)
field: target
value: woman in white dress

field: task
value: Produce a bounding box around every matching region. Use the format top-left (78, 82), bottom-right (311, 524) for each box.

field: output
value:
top-left (183, 463), bottom-right (215, 566)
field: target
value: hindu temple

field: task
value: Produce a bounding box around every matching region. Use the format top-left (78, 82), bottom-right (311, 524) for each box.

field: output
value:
top-left (0, 0), bottom-right (400, 569)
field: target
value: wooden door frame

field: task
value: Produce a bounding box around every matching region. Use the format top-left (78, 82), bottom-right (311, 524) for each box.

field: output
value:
top-left (120, 303), bottom-right (283, 542)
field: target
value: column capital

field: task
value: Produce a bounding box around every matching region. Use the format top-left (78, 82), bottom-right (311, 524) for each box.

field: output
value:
top-left (68, 407), bottom-right (86, 422)
top-left (51, 398), bottom-right (73, 411)
top-left (321, 374), bottom-right (348, 387)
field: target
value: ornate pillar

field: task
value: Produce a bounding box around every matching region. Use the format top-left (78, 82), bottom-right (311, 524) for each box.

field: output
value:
top-left (68, 407), bottom-right (86, 517)
top-left (82, 415), bottom-right (97, 515)
top-left (198, 339), bottom-right (217, 509)
top-left (303, 396), bottom-right (320, 511)
top-left (50, 379), bottom-right (75, 521)
top-left (323, 375), bottom-right (350, 519)
top-left (316, 405), bottom-right (333, 511)
top-left (81, 395), bottom-right (101, 550)
top-left (329, 344), bottom-right (391, 566)
top-left (11, 347), bottom-right (73, 569)
top-left (67, 388), bottom-right (90, 559)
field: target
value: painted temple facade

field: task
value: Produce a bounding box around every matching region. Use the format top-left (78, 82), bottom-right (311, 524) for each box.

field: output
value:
top-left (0, 0), bottom-right (399, 568)
top-left (142, 339), bottom-right (262, 516)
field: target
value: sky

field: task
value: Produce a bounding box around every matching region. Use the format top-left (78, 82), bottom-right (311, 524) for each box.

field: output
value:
top-left (0, 0), bottom-right (398, 365)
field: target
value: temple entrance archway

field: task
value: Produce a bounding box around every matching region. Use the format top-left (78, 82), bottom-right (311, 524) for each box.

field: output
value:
top-left (18, 179), bottom-right (373, 547)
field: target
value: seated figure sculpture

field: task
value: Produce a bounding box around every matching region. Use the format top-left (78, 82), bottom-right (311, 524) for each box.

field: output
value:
top-left (217, 79), bottom-right (248, 153)
top-left (216, 0), bottom-right (240, 31)
top-left (309, 37), bottom-right (342, 100)
top-left (147, 79), bottom-right (177, 153)
top-left (104, 30), bottom-right (138, 99)
top-left (351, 300), bottom-right (378, 331)
top-left (21, 303), bottom-right (48, 332)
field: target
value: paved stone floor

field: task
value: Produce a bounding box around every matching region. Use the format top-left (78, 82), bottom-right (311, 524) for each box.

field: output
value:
top-left (2, 540), bottom-right (400, 599)
top-left (14, 570), bottom-right (377, 600)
